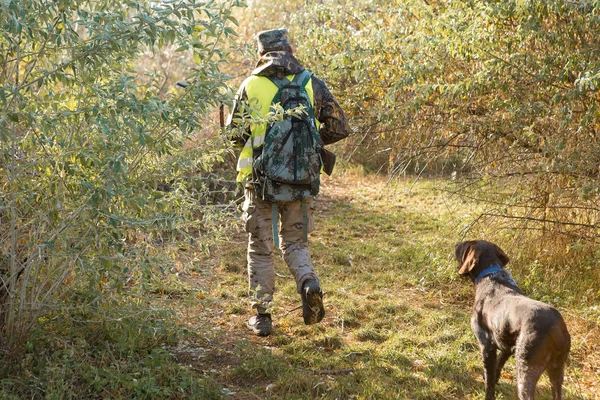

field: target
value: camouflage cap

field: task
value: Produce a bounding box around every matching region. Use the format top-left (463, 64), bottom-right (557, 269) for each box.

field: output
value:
top-left (256, 28), bottom-right (291, 54)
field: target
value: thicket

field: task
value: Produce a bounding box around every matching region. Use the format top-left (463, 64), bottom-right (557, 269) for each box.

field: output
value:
top-left (227, 0), bottom-right (600, 307)
top-left (2, 0), bottom-right (599, 371)
top-left (0, 0), bottom-right (241, 354)
top-left (294, 0), bottom-right (600, 239)
top-left (235, 0), bottom-right (600, 241)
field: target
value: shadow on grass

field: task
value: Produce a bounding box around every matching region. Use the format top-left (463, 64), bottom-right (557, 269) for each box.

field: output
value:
top-left (180, 179), bottom-right (597, 399)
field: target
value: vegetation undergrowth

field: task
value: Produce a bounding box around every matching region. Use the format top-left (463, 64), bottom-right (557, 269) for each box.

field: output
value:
top-left (1, 171), bottom-right (598, 399)
top-left (0, 302), bottom-right (222, 399)
top-left (2, 0), bottom-right (599, 398)
top-left (181, 170), bottom-right (600, 399)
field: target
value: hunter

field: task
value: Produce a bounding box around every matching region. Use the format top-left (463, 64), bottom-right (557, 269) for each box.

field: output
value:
top-left (227, 28), bottom-right (349, 336)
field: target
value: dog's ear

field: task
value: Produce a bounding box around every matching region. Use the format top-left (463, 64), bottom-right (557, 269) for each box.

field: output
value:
top-left (493, 243), bottom-right (510, 267)
top-left (457, 242), bottom-right (480, 275)
top-left (454, 241), bottom-right (470, 263)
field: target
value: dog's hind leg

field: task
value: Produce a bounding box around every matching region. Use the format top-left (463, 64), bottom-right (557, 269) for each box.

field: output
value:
top-left (547, 363), bottom-right (564, 400)
top-left (547, 348), bottom-right (569, 400)
top-left (548, 323), bottom-right (570, 400)
top-left (516, 361), bottom-right (544, 400)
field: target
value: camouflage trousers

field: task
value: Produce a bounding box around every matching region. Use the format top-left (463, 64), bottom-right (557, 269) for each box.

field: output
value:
top-left (242, 187), bottom-right (319, 314)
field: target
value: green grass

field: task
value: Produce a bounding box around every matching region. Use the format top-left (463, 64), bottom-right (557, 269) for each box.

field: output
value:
top-left (205, 172), bottom-right (599, 399)
top-left (0, 303), bottom-right (223, 399)
top-left (1, 172), bottom-right (598, 399)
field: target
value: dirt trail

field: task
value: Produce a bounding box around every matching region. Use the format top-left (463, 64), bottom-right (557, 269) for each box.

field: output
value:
top-left (171, 174), bottom-right (600, 399)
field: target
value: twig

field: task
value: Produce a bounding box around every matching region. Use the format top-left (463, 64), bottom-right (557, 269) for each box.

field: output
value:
top-left (482, 213), bottom-right (599, 229)
top-left (283, 305), bottom-right (302, 316)
top-left (407, 163), bottom-right (428, 194)
top-left (315, 369), bottom-right (353, 375)
top-left (283, 292), bottom-right (327, 317)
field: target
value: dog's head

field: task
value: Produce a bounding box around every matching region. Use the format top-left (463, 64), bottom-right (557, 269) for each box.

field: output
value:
top-left (454, 240), bottom-right (510, 280)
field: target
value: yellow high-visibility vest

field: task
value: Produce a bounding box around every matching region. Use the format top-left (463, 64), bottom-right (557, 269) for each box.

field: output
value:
top-left (236, 74), bottom-right (317, 182)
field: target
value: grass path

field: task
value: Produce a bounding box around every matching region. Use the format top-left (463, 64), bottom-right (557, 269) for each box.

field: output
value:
top-left (174, 172), bottom-right (599, 399)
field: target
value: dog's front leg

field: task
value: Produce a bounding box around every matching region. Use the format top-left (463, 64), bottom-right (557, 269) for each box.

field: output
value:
top-left (482, 342), bottom-right (498, 400)
top-left (473, 317), bottom-right (497, 400)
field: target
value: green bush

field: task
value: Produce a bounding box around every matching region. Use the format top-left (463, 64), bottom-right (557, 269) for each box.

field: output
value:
top-left (0, 0), bottom-right (241, 347)
top-left (285, 0), bottom-right (600, 240)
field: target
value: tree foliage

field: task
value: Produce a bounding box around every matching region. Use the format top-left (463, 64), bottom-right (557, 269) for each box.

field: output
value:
top-left (0, 0), bottom-right (241, 346)
top-left (274, 0), bottom-right (600, 240)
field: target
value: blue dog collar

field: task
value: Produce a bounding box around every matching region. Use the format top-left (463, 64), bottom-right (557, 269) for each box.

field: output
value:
top-left (474, 265), bottom-right (503, 284)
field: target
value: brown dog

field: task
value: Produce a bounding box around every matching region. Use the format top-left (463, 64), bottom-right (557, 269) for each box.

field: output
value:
top-left (455, 240), bottom-right (570, 400)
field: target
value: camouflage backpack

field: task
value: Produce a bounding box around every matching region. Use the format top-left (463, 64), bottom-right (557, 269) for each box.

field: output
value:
top-left (252, 70), bottom-right (323, 203)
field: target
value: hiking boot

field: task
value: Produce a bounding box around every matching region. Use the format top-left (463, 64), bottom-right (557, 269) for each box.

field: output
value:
top-left (301, 280), bottom-right (325, 325)
top-left (247, 313), bottom-right (272, 336)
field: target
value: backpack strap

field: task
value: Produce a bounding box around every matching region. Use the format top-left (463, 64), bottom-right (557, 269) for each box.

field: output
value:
top-left (301, 198), bottom-right (309, 243)
top-left (267, 71), bottom-right (314, 117)
top-left (267, 76), bottom-right (291, 106)
top-left (272, 203), bottom-right (279, 249)
top-left (294, 71), bottom-right (315, 120)
top-left (295, 70), bottom-right (313, 89)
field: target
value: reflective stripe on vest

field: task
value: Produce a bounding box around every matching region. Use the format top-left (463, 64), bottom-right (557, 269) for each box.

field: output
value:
top-left (236, 73), bottom-right (317, 182)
